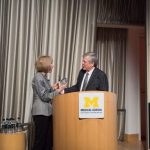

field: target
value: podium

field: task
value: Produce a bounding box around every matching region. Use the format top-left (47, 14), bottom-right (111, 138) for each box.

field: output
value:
top-left (53, 91), bottom-right (117, 150)
top-left (0, 131), bottom-right (26, 150)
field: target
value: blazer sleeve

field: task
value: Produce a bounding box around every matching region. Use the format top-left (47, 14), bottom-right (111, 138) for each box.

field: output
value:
top-left (64, 70), bottom-right (84, 93)
top-left (32, 75), bottom-right (59, 102)
top-left (98, 71), bottom-right (109, 91)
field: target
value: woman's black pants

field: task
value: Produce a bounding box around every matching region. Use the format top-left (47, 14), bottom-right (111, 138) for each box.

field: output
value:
top-left (32, 115), bottom-right (53, 150)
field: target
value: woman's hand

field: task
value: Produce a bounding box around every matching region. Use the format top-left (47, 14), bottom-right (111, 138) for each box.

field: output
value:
top-left (56, 82), bottom-right (67, 94)
top-left (52, 82), bottom-right (59, 90)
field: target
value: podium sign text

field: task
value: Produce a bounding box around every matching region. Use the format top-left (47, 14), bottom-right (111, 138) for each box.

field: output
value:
top-left (79, 92), bottom-right (104, 118)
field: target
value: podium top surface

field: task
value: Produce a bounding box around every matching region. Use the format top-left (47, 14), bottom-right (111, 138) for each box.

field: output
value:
top-left (55, 91), bottom-right (116, 98)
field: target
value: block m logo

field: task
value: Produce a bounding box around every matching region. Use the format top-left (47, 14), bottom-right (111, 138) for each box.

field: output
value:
top-left (84, 97), bottom-right (99, 108)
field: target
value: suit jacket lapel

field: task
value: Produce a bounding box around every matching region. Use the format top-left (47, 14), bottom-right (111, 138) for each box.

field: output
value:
top-left (79, 69), bottom-right (86, 89)
top-left (86, 68), bottom-right (97, 89)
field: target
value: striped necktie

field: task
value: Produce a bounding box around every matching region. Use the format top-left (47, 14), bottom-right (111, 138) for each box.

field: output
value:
top-left (81, 73), bottom-right (89, 91)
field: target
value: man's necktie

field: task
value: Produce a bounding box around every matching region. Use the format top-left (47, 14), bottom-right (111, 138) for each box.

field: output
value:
top-left (82, 73), bottom-right (89, 91)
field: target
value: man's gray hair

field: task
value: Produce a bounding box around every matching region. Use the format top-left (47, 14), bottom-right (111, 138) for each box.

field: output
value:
top-left (83, 52), bottom-right (98, 67)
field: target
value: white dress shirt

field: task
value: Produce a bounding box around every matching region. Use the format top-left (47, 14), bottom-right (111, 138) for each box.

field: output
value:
top-left (80, 67), bottom-right (95, 91)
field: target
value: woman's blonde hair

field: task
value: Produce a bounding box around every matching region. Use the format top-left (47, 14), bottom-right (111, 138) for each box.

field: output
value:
top-left (35, 56), bottom-right (53, 72)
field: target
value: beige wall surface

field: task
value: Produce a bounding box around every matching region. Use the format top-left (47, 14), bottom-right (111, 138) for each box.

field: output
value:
top-left (125, 27), bottom-right (144, 135)
top-left (147, 0), bottom-right (150, 103)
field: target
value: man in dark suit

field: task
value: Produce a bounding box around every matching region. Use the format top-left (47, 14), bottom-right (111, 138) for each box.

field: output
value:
top-left (64, 52), bottom-right (108, 93)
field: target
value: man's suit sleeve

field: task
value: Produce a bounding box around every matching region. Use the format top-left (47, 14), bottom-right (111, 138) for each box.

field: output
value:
top-left (99, 71), bottom-right (109, 91)
top-left (64, 70), bottom-right (83, 93)
top-left (64, 85), bottom-right (78, 93)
